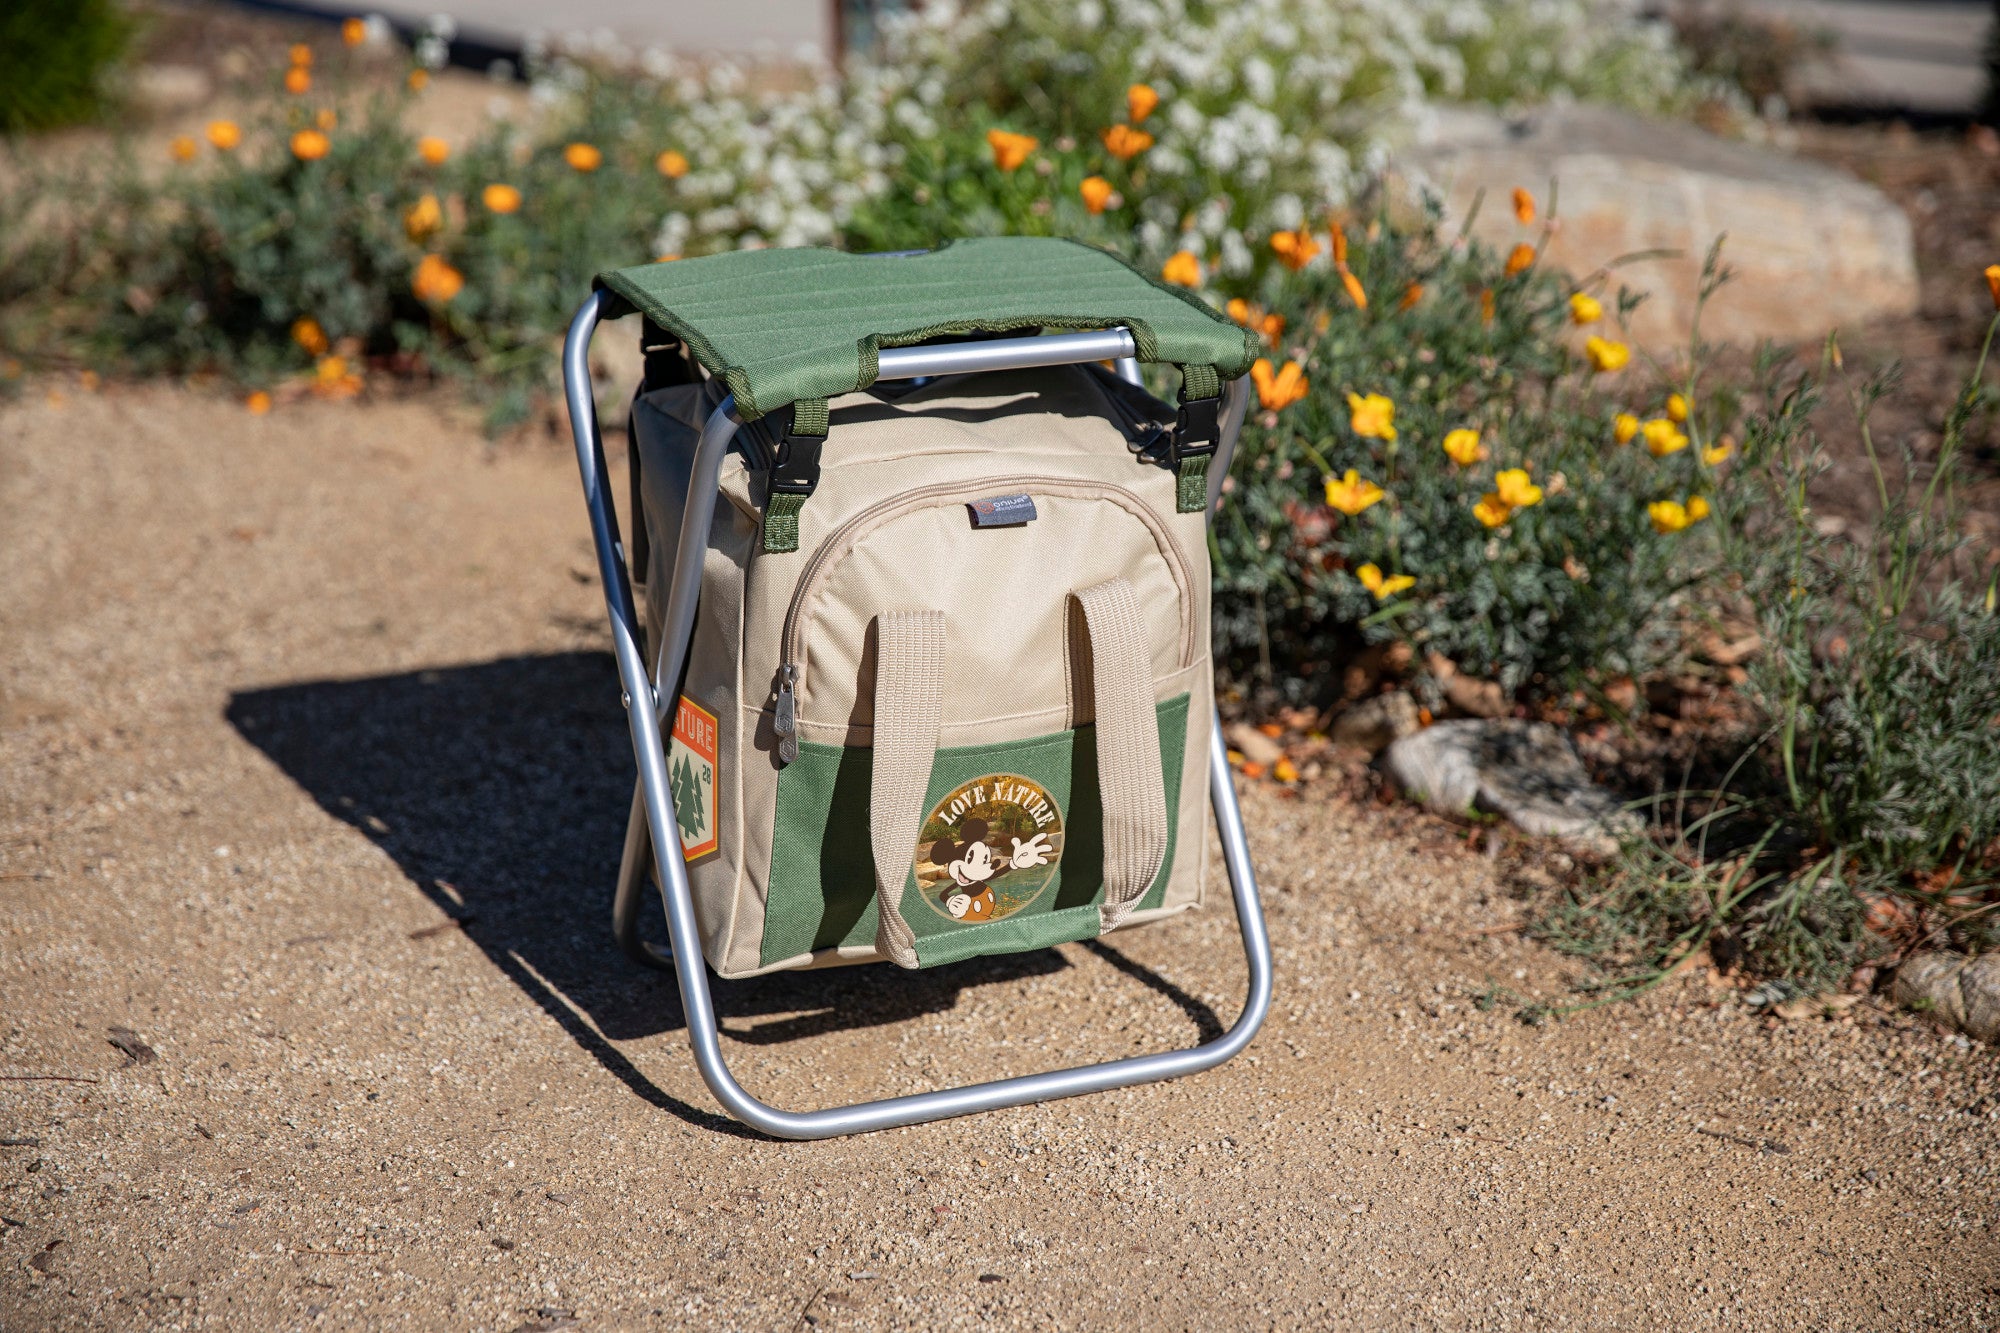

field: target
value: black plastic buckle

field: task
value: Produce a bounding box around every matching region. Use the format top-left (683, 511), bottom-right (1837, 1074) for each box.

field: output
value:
top-left (749, 403), bottom-right (822, 495)
top-left (1170, 394), bottom-right (1221, 463)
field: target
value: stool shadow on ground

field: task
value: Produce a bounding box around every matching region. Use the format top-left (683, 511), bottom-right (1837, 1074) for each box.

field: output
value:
top-left (227, 652), bottom-right (1220, 1126)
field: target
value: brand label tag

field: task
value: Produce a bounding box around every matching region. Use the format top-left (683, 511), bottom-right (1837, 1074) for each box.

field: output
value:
top-left (967, 493), bottom-right (1037, 528)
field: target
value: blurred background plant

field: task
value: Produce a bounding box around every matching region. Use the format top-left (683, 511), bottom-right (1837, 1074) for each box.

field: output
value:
top-left (0, 0), bottom-right (139, 132)
top-left (1, 0), bottom-right (1704, 427)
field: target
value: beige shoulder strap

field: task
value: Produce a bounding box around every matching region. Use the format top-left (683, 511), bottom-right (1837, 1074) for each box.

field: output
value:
top-left (868, 610), bottom-right (946, 969)
top-left (867, 578), bottom-right (1168, 968)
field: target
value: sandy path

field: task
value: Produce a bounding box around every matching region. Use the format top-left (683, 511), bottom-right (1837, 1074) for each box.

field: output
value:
top-left (2, 383), bottom-right (1996, 1331)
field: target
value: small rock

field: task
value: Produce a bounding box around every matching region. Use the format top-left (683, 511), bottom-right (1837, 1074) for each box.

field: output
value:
top-left (1442, 674), bottom-right (1509, 719)
top-left (106, 1026), bottom-right (157, 1065)
top-left (1330, 691), bottom-right (1420, 754)
top-left (1774, 993), bottom-right (1861, 1022)
top-left (1223, 722), bottom-right (1283, 768)
top-left (1382, 720), bottom-right (1638, 850)
top-left (1892, 952), bottom-right (2000, 1043)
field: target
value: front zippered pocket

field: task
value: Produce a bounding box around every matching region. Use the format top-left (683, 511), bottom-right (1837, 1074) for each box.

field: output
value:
top-left (770, 473), bottom-right (1196, 762)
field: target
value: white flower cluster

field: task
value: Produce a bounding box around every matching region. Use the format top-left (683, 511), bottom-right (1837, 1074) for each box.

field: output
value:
top-left (529, 0), bottom-right (1689, 262)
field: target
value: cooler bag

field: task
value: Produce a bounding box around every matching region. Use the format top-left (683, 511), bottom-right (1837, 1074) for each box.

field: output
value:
top-left (629, 364), bottom-right (1213, 977)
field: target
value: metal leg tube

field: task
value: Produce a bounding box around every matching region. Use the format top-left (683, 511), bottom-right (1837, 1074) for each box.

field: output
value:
top-left (564, 292), bottom-right (1271, 1139)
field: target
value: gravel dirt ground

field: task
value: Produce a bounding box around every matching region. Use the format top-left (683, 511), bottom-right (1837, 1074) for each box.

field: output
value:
top-left (3, 383), bottom-right (1998, 1331)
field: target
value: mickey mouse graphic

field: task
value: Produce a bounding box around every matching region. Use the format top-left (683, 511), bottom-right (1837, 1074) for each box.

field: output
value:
top-left (929, 817), bottom-right (1054, 922)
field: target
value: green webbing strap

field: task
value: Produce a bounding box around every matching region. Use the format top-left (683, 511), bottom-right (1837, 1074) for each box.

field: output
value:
top-left (763, 492), bottom-right (807, 553)
top-left (761, 397), bottom-right (830, 553)
top-left (1174, 364), bottom-right (1222, 514)
top-left (1176, 456), bottom-right (1209, 513)
top-left (790, 397), bottom-right (830, 436)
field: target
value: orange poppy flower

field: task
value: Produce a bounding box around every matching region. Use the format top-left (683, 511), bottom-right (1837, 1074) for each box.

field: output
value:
top-left (1101, 124), bottom-right (1153, 161)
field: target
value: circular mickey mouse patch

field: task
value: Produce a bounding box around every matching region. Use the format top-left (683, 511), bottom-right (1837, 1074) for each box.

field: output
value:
top-left (914, 774), bottom-right (1064, 924)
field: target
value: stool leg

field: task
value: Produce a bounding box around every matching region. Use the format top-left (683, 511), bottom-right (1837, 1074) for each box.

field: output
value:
top-left (612, 782), bottom-right (673, 969)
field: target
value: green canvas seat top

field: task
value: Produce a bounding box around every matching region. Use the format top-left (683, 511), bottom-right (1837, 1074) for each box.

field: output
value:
top-left (595, 236), bottom-right (1259, 421)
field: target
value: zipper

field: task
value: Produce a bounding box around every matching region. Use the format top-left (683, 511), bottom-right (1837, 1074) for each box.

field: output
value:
top-left (768, 472), bottom-right (1196, 760)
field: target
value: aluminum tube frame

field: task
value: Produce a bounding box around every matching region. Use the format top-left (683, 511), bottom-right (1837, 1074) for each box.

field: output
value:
top-left (566, 290), bottom-right (1270, 1139)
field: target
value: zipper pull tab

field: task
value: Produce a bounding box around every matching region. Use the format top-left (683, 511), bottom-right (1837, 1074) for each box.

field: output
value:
top-left (773, 664), bottom-right (798, 765)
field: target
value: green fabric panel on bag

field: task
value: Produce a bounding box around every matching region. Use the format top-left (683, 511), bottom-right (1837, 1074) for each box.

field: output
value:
top-left (595, 239), bottom-right (1259, 422)
top-left (762, 694), bottom-right (1190, 968)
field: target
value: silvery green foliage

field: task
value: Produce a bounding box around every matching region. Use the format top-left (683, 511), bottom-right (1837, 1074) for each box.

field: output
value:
top-left (525, 0), bottom-right (1695, 264)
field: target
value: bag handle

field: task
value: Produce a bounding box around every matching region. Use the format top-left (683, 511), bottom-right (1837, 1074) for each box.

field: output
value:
top-left (867, 578), bottom-right (1169, 969)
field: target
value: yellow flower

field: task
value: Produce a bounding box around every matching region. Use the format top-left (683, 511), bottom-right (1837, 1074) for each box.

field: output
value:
top-left (1473, 493), bottom-right (1513, 528)
top-left (290, 129), bottom-right (330, 161)
top-left (1648, 500), bottom-right (1692, 534)
top-left (315, 108), bottom-right (337, 131)
top-left (1269, 228), bottom-right (1319, 272)
top-left (1259, 312), bottom-right (1285, 343)
top-left (1569, 292), bottom-right (1602, 325)
top-left (1667, 392), bottom-right (1689, 423)
top-left (1642, 417), bottom-right (1689, 457)
top-left (1614, 412), bottom-right (1639, 444)
top-left (289, 43), bottom-right (313, 67)
top-left (1494, 468), bottom-right (1543, 509)
top-left (412, 253), bottom-right (464, 303)
top-left (407, 69), bottom-right (429, 91)
top-left (1079, 175), bottom-right (1114, 214)
top-left (1504, 243), bottom-right (1535, 277)
top-left (417, 136), bottom-right (450, 165)
top-left (1512, 187), bottom-right (1535, 225)
top-left (657, 149), bottom-right (689, 178)
top-left (1250, 358), bottom-right (1307, 411)
top-left (1479, 288), bottom-right (1495, 326)
top-left (1988, 264), bottom-right (2000, 310)
top-left (342, 17), bottom-right (366, 45)
top-left (1126, 83), bottom-right (1160, 123)
top-left (1273, 756), bottom-right (1299, 784)
top-left (284, 66), bottom-right (311, 95)
top-left (1702, 437), bottom-right (1735, 466)
top-left (1101, 124), bottom-right (1153, 161)
top-left (169, 135), bottom-right (197, 163)
top-left (1226, 298), bottom-right (1253, 325)
top-left (1585, 335), bottom-right (1630, 373)
top-left (1324, 469), bottom-right (1385, 516)
top-left (1399, 282), bottom-right (1423, 311)
top-left (1340, 269), bottom-right (1368, 310)
top-left (404, 193), bottom-right (443, 242)
top-left (564, 142), bottom-right (602, 172)
top-left (1160, 250), bottom-right (1201, 287)
top-left (206, 120), bottom-right (241, 150)
top-left (1356, 563), bottom-right (1416, 601)
top-left (482, 183), bottom-right (522, 214)
top-left (1346, 391), bottom-right (1396, 441)
top-left (1442, 428), bottom-right (1484, 466)
top-left (290, 317), bottom-right (329, 356)
top-left (986, 128), bottom-right (1038, 171)
top-left (245, 390), bottom-right (272, 415)
top-left (1687, 495), bottom-right (1711, 522)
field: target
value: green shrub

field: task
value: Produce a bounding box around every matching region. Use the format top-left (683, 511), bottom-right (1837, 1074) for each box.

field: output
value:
top-left (0, 0), bottom-right (136, 133)
top-left (1212, 203), bottom-right (1718, 701)
top-left (1535, 298), bottom-right (2000, 1004)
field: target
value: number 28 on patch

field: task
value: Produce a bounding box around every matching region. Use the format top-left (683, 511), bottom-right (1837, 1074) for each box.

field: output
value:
top-left (669, 696), bottom-right (718, 862)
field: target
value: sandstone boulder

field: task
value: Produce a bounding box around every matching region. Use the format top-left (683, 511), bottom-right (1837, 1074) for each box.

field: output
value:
top-left (1397, 104), bottom-right (1918, 346)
